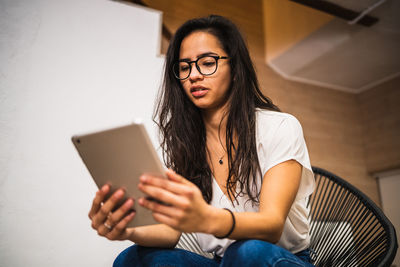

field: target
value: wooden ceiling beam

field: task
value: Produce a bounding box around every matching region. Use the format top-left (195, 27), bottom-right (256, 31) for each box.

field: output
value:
top-left (289, 0), bottom-right (379, 27)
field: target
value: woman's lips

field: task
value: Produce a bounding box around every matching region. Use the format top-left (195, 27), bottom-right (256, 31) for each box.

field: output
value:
top-left (190, 86), bottom-right (208, 97)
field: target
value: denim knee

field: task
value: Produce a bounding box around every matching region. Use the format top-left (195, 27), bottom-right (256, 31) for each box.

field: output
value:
top-left (113, 245), bottom-right (139, 267)
top-left (222, 240), bottom-right (311, 267)
top-left (224, 239), bottom-right (271, 264)
top-left (113, 245), bottom-right (219, 267)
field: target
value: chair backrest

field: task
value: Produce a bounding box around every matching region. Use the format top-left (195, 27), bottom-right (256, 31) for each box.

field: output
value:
top-left (309, 167), bottom-right (398, 267)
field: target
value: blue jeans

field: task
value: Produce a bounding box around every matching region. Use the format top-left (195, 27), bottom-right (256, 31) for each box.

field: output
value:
top-left (113, 239), bottom-right (314, 267)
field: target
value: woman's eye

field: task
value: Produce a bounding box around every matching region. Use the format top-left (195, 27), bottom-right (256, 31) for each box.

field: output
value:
top-left (202, 61), bottom-right (216, 67)
top-left (180, 65), bottom-right (190, 72)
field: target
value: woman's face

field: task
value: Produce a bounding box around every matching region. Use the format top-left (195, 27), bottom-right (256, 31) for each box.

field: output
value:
top-left (178, 31), bottom-right (231, 112)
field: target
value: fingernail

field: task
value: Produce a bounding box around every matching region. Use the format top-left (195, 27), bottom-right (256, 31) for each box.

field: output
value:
top-left (101, 184), bottom-right (109, 191)
top-left (138, 198), bottom-right (144, 205)
top-left (140, 175), bottom-right (147, 182)
top-left (115, 189), bottom-right (124, 198)
top-left (124, 198), bottom-right (133, 207)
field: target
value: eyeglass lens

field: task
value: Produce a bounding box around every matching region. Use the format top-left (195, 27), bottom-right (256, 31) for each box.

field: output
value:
top-left (175, 56), bottom-right (217, 80)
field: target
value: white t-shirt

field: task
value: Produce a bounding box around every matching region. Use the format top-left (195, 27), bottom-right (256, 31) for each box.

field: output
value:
top-left (195, 110), bottom-right (315, 257)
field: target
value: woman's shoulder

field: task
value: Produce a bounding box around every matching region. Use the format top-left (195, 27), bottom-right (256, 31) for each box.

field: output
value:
top-left (254, 108), bottom-right (304, 144)
top-left (255, 108), bottom-right (300, 126)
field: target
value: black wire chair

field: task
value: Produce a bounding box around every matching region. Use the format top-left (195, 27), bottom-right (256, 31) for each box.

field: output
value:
top-left (309, 167), bottom-right (398, 267)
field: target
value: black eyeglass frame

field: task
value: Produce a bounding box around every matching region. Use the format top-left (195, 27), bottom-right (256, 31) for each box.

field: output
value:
top-left (173, 55), bottom-right (229, 80)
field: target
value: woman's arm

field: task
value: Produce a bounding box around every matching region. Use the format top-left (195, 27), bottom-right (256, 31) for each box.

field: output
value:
top-left (125, 224), bottom-right (181, 248)
top-left (138, 160), bottom-right (301, 243)
top-left (207, 160), bottom-right (302, 242)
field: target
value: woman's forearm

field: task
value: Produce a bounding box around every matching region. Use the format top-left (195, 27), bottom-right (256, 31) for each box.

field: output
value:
top-left (127, 224), bottom-right (181, 248)
top-left (206, 207), bottom-right (284, 243)
top-left (205, 161), bottom-right (302, 242)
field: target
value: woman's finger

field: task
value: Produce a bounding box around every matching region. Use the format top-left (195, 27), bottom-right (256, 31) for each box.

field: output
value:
top-left (138, 197), bottom-right (184, 218)
top-left (96, 222), bottom-right (111, 237)
top-left (165, 169), bottom-right (193, 186)
top-left (140, 174), bottom-right (192, 196)
top-left (106, 198), bottom-right (134, 227)
top-left (106, 211), bottom-right (135, 240)
top-left (91, 188), bottom-right (125, 229)
top-left (88, 184), bottom-right (110, 219)
top-left (138, 183), bottom-right (189, 208)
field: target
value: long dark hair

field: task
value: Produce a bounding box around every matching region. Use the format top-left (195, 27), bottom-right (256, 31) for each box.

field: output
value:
top-left (154, 15), bottom-right (279, 204)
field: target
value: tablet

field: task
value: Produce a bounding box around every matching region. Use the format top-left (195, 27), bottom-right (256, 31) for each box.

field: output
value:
top-left (72, 122), bottom-right (165, 228)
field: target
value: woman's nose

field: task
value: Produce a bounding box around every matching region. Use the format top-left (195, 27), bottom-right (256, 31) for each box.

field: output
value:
top-left (189, 64), bottom-right (203, 81)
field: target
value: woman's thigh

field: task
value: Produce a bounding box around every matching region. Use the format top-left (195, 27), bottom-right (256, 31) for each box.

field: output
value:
top-left (221, 240), bottom-right (314, 267)
top-left (113, 245), bottom-right (219, 267)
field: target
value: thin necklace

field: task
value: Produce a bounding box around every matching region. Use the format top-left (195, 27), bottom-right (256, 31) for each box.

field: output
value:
top-left (217, 150), bottom-right (225, 165)
top-left (207, 142), bottom-right (226, 165)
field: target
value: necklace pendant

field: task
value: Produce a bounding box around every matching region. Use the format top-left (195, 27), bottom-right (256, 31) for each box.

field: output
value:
top-left (219, 159), bottom-right (223, 165)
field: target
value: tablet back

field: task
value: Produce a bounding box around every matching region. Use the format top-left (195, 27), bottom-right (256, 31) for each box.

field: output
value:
top-left (72, 123), bottom-right (164, 227)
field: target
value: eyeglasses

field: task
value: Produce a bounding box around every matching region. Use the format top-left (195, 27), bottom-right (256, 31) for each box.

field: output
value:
top-left (173, 55), bottom-right (229, 80)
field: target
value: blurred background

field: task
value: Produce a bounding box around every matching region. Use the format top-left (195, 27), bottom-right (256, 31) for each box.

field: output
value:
top-left (137, 0), bottom-right (400, 204)
top-left (1, 0), bottom-right (399, 266)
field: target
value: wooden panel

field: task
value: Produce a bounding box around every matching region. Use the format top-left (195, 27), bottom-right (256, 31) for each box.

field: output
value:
top-left (144, 0), bottom-right (265, 59)
top-left (256, 65), bottom-right (380, 203)
top-left (263, 0), bottom-right (333, 62)
top-left (359, 77), bottom-right (400, 173)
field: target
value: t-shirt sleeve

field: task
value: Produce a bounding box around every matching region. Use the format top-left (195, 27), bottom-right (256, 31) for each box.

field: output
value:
top-left (258, 115), bottom-right (314, 199)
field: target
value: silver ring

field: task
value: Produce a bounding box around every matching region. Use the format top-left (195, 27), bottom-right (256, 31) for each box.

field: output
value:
top-left (104, 222), bottom-right (113, 230)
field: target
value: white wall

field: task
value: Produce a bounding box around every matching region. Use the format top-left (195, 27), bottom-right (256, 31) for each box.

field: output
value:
top-left (0, 0), bottom-right (164, 266)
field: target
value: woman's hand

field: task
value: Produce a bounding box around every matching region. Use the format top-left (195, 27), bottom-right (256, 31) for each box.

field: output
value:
top-left (138, 169), bottom-right (213, 233)
top-left (88, 185), bottom-right (135, 240)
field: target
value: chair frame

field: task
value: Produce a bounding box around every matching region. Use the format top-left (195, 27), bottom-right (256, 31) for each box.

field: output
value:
top-left (176, 167), bottom-right (398, 266)
top-left (309, 167), bottom-right (398, 267)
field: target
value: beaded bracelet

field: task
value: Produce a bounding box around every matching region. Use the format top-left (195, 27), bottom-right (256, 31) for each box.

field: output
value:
top-left (215, 208), bottom-right (236, 239)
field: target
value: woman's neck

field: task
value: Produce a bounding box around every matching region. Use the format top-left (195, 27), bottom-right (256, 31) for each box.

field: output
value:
top-left (202, 106), bottom-right (228, 141)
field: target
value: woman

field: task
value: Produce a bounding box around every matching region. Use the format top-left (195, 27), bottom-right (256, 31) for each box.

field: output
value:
top-left (89, 15), bottom-right (315, 266)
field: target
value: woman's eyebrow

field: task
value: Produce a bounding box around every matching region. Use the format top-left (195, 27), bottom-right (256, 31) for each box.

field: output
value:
top-left (179, 52), bottom-right (218, 62)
